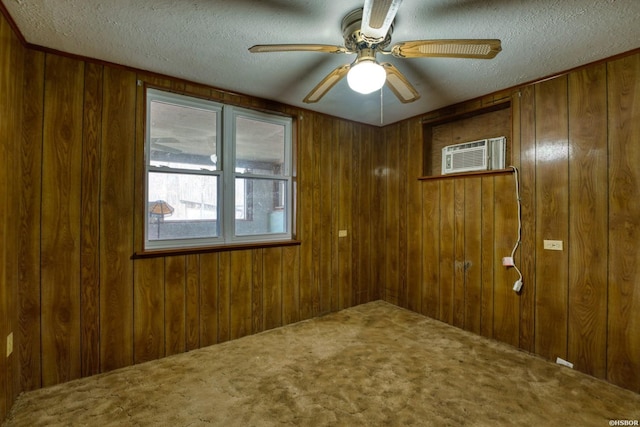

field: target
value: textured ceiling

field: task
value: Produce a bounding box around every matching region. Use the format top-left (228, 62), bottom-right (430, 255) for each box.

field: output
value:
top-left (3, 0), bottom-right (640, 126)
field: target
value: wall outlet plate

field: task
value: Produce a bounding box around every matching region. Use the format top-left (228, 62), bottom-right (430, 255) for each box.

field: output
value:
top-left (543, 240), bottom-right (563, 251)
top-left (338, 230), bottom-right (348, 238)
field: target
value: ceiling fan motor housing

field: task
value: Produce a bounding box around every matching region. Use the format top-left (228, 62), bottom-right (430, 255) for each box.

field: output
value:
top-left (342, 8), bottom-right (393, 52)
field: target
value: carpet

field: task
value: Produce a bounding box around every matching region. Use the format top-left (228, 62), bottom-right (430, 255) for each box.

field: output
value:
top-left (4, 300), bottom-right (640, 426)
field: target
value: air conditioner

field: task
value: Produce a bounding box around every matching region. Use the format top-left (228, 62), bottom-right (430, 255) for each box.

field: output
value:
top-left (442, 136), bottom-right (506, 174)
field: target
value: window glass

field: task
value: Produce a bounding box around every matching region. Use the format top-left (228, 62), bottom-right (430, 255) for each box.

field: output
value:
top-left (144, 88), bottom-right (292, 250)
top-left (235, 178), bottom-right (288, 236)
top-left (235, 116), bottom-right (285, 176)
top-left (147, 172), bottom-right (218, 241)
top-left (149, 99), bottom-right (217, 171)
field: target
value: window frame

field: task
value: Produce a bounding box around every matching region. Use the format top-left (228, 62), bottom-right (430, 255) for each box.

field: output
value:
top-left (143, 87), bottom-right (294, 252)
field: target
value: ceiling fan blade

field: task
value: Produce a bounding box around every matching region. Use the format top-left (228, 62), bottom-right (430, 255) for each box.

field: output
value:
top-left (391, 39), bottom-right (502, 59)
top-left (361, 0), bottom-right (403, 42)
top-left (381, 63), bottom-right (420, 103)
top-left (249, 44), bottom-right (350, 54)
top-left (303, 64), bottom-right (351, 103)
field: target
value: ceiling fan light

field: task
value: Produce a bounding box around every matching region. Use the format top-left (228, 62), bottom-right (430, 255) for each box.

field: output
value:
top-left (347, 60), bottom-right (386, 94)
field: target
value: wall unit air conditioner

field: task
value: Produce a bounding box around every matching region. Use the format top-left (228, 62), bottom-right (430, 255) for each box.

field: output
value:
top-left (442, 136), bottom-right (506, 174)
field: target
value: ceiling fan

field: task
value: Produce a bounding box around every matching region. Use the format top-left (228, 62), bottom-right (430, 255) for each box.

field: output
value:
top-left (248, 0), bottom-right (501, 104)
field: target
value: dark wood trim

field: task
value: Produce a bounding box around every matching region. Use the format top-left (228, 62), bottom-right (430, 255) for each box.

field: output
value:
top-left (418, 168), bottom-right (514, 181)
top-left (0, 2), bottom-right (27, 45)
top-left (421, 100), bottom-right (511, 126)
top-left (131, 239), bottom-right (302, 259)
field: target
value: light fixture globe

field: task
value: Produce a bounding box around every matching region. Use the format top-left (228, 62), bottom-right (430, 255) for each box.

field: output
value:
top-left (347, 59), bottom-right (386, 94)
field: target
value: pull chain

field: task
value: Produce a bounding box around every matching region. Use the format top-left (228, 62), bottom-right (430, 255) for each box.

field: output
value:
top-left (380, 87), bottom-right (384, 125)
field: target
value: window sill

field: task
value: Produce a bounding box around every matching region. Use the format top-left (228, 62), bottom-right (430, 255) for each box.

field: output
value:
top-left (131, 239), bottom-right (301, 259)
top-left (418, 168), bottom-right (514, 181)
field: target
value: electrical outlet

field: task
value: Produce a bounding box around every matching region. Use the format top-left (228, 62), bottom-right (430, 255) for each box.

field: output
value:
top-left (338, 230), bottom-right (348, 237)
top-left (502, 256), bottom-right (514, 267)
top-left (543, 240), bottom-right (563, 251)
top-left (6, 332), bottom-right (13, 357)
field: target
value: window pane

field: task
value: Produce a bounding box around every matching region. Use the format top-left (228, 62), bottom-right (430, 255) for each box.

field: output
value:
top-left (149, 100), bottom-right (217, 171)
top-left (235, 178), bottom-right (287, 236)
top-left (148, 172), bottom-right (218, 240)
top-left (235, 116), bottom-right (285, 176)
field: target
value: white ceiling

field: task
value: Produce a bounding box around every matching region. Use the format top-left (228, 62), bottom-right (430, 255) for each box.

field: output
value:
top-left (3, 0), bottom-right (640, 126)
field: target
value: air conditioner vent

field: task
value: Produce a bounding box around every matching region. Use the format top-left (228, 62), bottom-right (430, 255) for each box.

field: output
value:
top-left (442, 137), bottom-right (506, 174)
top-left (451, 148), bottom-right (486, 170)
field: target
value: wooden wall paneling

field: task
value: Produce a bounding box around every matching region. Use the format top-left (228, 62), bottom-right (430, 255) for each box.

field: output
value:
top-left (281, 246), bottom-right (300, 325)
top-left (171, 80), bottom-right (186, 95)
top-left (185, 254), bottom-right (200, 350)
top-left (479, 176), bottom-right (495, 339)
top-left (229, 250), bottom-right (252, 340)
top-left (329, 118), bottom-right (340, 311)
top-left (99, 66), bottom-right (137, 372)
top-left (533, 76), bottom-right (570, 360)
top-left (40, 54), bottom-right (84, 387)
top-left (164, 256), bottom-right (186, 356)
top-left (0, 14), bottom-right (8, 417)
top-left (8, 18), bottom-right (23, 406)
top-left (184, 82), bottom-right (213, 99)
top-left (298, 112), bottom-right (314, 320)
top-left (421, 180), bottom-right (440, 319)
top-left (133, 258), bottom-right (164, 363)
top-left (362, 126), bottom-right (375, 303)
top-left (350, 124), bottom-right (362, 305)
top-left (430, 123), bottom-right (451, 175)
top-left (406, 119), bottom-right (423, 312)
top-left (607, 54), bottom-right (640, 392)
top-left (263, 247), bottom-right (283, 331)
top-left (370, 127), bottom-right (385, 302)
top-left (464, 177), bottom-right (482, 334)
top-left (492, 174), bottom-right (520, 346)
top-left (80, 61), bottom-right (103, 377)
top-left (199, 253), bottom-right (219, 347)
top-left (438, 179), bottom-right (455, 324)
top-left (567, 64), bottom-right (608, 378)
top-left (318, 114), bottom-right (333, 313)
top-left (1, 11), bottom-right (24, 414)
top-left (18, 49), bottom-right (44, 392)
top-left (310, 113), bottom-right (322, 316)
top-left (351, 125), bottom-right (371, 305)
top-left (452, 179), bottom-right (466, 328)
top-left (516, 86), bottom-right (537, 352)
top-left (384, 125), bottom-right (400, 305)
top-left (338, 120), bottom-right (353, 310)
top-left (217, 252), bottom-right (231, 343)
top-left (397, 121), bottom-right (409, 309)
top-left (252, 249), bottom-right (264, 334)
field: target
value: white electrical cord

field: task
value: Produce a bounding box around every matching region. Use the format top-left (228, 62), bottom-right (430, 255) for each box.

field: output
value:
top-left (509, 165), bottom-right (524, 292)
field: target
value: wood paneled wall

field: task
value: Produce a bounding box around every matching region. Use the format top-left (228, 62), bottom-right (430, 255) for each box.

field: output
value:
top-left (382, 50), bottom-right (640, 393)
top-left (0, 11), bottom-right (24, 421)
top-left (2, 8), bottom-right (640, 421)
top-left (15, 51), bottom-right (383, 391)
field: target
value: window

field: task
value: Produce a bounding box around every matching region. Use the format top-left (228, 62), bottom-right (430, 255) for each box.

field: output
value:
top-left (145, 88), bottom-right (293, 250)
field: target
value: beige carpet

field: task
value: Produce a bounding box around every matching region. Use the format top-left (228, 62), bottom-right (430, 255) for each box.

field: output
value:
top-left (4, 301), bottom-right (640, 426)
